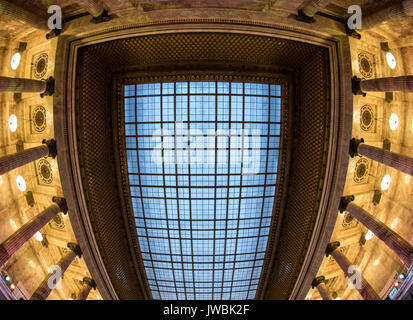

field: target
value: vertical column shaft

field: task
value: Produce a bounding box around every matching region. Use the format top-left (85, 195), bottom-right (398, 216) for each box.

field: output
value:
top-left (346, 203), bottom-right (413, 265)
top-left (77, 283), bottom-right (92, 300)
top-left (0, 1), bottom-right (49, 30)
top-left (360, 76), bottom-right (413, 92)
top-left (363, 0), bottom-right (413, 30)
top-left (316, 282), bottom-right (333, 300)
top-left (76, 278), bottom-right (96, 300)
top-left (0, 76), bottom-right (46, 92)
top-left (358, 143), bottom-right (413, 176)
top-left (302, 0), bottom-right (333, 17)
top-left (331, 248), bottom-right (380, 300)
top-left (74, 0), bottom-right (105, 17)
top-left (30, 249), bottom-right (77, 300)
top-left (0, 145), bottom-right (48, 175)
top-left (0, 204), bottom-right (61, 268)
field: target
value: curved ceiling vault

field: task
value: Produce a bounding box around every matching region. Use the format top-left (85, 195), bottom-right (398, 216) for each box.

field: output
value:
top-left (55, 20), bottom-right (351, 299)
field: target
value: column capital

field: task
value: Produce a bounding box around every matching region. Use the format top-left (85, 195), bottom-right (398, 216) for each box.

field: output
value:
top-left (52, 197), bottom-right (68, 214)
top-left (339, 195), bottom-right (355, 213)
top-left (82, 277), bottom-right (97, 290)
top-left (40, 76), bottom-right (55, 97)
top-left (311, 276), bottom-right (326, 289)
top-left (67, 242), bottom-right (82, 258)
top-left (345, 22), bottom-right (361, 39)
top-left (46, 29), bottom-right (62, 40)
top-left (91, 9), bottom-right (111, 24)
top-left (352, 76), bottom-right (367, 96)
top-left (325, 241), bottom-right (340, 257)
top-left (349, 138), bottom-right (364, 158)
top-left (42, 139), bottom-right (57, 158)
top-left (296, 9), bottom-right (316, 23)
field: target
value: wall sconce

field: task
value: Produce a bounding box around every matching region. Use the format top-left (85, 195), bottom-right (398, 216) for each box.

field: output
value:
top-left (10, 42), bottom-right (27, 70)
top-left (381, 42), bottom-right (397, 70)
top-left (380, 174), bottom-right (391, 191)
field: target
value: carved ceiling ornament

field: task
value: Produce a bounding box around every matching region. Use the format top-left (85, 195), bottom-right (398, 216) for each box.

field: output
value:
top-left (353, 157), bottom-right (369, 184)
top-left (358, 52), bottom-right (374, 79)
top-left (37, 159), bottom-right (53, 184)
top-left (32, 52), bottom-right (48, 79)
top-left (360, 104), bottom-right (375, 132)
top-left (342, 212), bottom-right (356, 229)
top-left (51, 212), bottom-right (65, 230)
top-left (31, 105), bottom-right (47, 133)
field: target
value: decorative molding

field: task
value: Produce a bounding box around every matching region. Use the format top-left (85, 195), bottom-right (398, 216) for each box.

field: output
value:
top-left (50, 212), bottom-right (65, 230)
top-left (36, 159), bottom-right (53, 185)
top-left (358, 51), bottom-right (375, 79)
top-left (353, 158), bottom-right (369, 184)
top-left (31, 105), bottom-right (47, 133)
top-left (342, 212), bottom-right (356, 229)
top-left (31, 52), bottom-right (48, 80)
top-left (360, 104), bottom-right (376, 132)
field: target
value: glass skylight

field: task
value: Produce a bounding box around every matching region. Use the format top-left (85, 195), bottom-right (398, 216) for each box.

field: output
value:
top-left (124, 81), bottom-right (282, 300)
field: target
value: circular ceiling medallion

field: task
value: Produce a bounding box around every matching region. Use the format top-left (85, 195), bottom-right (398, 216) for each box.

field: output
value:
top-left (52, 213), bottom-right (65, 230)
top-left (358, 53), bottom-right (374, 78)
top-left (343, 213), bottom-right (354, 226)
top-left (386, 52), bottom-right (397, 70)
top-left (360, 105), bottom-right (374, 132)
top-left (33, 53), bottom-right (48, 79)
top-left (37, 159), bottom-right (53, 184)
top-left (8, 114), bottom-right (18, 132)
top-left (32, 105), bottom-right (47, 132)
top-left (353, 158), bottom-right (369, 183)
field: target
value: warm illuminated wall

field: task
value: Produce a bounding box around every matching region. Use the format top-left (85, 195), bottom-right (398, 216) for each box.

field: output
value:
top-left (0, 33), bottom-right (102, 300)
top-left (307, 29), bottom-right (413, 301)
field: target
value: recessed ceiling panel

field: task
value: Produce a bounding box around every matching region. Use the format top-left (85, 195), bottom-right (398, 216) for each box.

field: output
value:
top-left (124, 81), bottom-right (283, 300)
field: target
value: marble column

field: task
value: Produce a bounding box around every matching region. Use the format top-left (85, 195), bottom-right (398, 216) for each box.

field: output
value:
top-left (350, 138), bottom-right (413, 176)
top-left (361, 76), bottom-right (413, 92)
top-left (76, 277), bottom-right (96, 300)
top-left (74, 0), bottom-right (110, 23)
top-left (75, 0), bottom-right (105, 17)
top-left (363, 1), bottom-right (413, 30)
top-left (0, 198), bottom-right (67, 268)
top-left (296, 0), bottom-right (332, 22)
top-left (340, 196), bottom-right (413, 265)
top-left (30, 243), bottom-right (82, 300)
top-left (0, 1), bottom-right (49, 31)
top-left (302, 0), bottom-right (333, 17)
top-left (311, 276), bottom-right (333, 300)
top-left (326, 242), bottom-right (381, 300)
top-left (0, 139), bottom-right (57, 175)
top-left (0, 76), bottom-right (45, 92)
top-left (0, 76), bottom-right (54, 96)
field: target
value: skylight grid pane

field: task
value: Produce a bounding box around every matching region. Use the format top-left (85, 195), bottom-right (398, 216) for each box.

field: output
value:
top-left (124, 81), bottom-right (282, 300)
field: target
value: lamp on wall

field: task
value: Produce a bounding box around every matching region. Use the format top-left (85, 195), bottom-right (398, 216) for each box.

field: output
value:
top-left (365, 230), bottom-right (375, 241)
top-left (16, 175), bottom-right (27, 192)
top-left (380, 174), bottom-right (392, 191)
top-left (381, 42), bottom-right (397, 70)
top-left (8, 114), bottom-right (18, 132)
top-left (389, 113), bottom-right (399, 131)
top-left (10, 42), bottom-right (26, 70)
top-left (33, 231), bottom-right (43, 242)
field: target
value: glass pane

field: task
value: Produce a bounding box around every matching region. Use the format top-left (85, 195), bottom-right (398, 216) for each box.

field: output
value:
top-left (124, 81), bottom-right (282, 300)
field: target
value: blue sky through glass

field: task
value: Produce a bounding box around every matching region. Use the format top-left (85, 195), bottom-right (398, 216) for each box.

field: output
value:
top-left (124, 81), bottom-right (282, 300)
